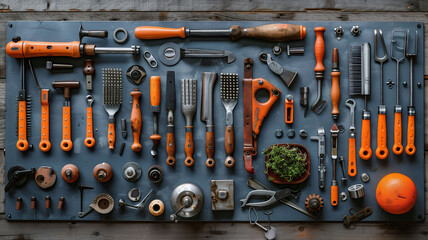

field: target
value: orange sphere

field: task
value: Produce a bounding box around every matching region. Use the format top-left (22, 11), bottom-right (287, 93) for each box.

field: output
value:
top-left (376, 173), bottom-right (417, 214)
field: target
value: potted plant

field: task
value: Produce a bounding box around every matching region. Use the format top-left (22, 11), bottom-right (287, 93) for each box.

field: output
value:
top-left (263, 144), bottom-right (310, 184)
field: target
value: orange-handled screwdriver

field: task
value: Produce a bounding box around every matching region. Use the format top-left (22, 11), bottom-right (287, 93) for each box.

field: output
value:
top-left (135, 24), bottom-right (306, 42)
top-left (150, 76), bottom-right (161, 157)
top-left (330, 123), bottom-right (339, 206)
top-left (358, 43), bottom-right (372, 160)
top-left (39, 89), bottom-right (51, 152)
top-left (331, 48), bottom-right (340, 120)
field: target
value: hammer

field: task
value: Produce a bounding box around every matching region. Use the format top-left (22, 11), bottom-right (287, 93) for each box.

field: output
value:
top-left (52, 81), bottom-right (80, 151)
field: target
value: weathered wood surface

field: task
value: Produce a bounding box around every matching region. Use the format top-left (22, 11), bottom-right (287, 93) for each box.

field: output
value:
top-left (0, 8), bottom-right (427, 240)
top-left (0, 0), bottom-right (426, 12)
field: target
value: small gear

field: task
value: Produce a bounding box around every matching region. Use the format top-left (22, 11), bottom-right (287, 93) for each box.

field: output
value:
top-left (305, 193), bottom-right (324, 213)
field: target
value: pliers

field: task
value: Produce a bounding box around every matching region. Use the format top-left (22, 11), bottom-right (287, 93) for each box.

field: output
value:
top-left (241, 189), bottom-right (300, 208)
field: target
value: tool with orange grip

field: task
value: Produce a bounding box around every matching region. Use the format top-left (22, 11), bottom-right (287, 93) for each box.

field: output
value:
top-left (135, 23), bottom-right (306, 42)
top-left (84, 95), bottom-right (95, 148)
top-left (345, 99), bottom-right (357, 177)
top-left (181, 79), bottom-right (197, 167)
top-left (349, 43), bottom-right (372, 160)
top-left (391, 30), bottom-right (406, 155)
top-left (374, 29), bottom-right (389, 160)
top-left (243, 58), bottom-right (281, 174)
top-left (330, 48), bottom-right (340, 120)
top-left (311, 27), bottom-right (327, 114)
top-left (16, 59), bottom-right (31, 152)
top-left (102, 68), bottom-right (123, 150)
top-left (405, 30), bottom-right (417, 155)
top-left (165, 71), bottom-right (176, 166)
top-left (330, 123), bottom-right (339, 206)
top-left (52, 81), bottom-right (80, 152)
top-left (39, 89), bottom-right (51, 152)
top-left (284, 95), bottom-right (294, 124)
top-left (201, 72), bottom-right (218, 168)
top-left (150, 76), bottom-right (161, 157)
top-left (131, 89), bottom-right (142, 152)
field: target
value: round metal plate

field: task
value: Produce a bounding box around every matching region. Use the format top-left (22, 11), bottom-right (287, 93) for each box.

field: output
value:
top-left (35, 166), bottom-right (56, 189)
top-left (170, 183), bottom-right (204, 218)
top-left (158, 42), bottom-right (181, 66)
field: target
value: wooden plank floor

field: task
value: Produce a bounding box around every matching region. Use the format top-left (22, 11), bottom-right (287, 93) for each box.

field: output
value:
top-left (0, 2), bottom-right (428, 239)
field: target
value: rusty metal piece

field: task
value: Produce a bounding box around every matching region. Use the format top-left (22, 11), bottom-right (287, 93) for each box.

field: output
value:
top-left (58, 197), bottom-right (65, 210)
top-left (147, 165), bottom-right (163, 183)
top-left (343, 207), bottom-right (373, 229)
top-left (31, 197), bottom-right (36, 209)
top-left (16, 197), bottom-right (22, 210)
top-left (304, 194), bottom-right (324, 213)
top-left (35, 166), bottom-right (56, 189)
top-left (45, 196), bottom-right (51, 209)
top-left (93, 162), bottom-right (113, 183)
top-left (149, 199), bottom-right (165, 216)
top-left (211, 180), bottom-right (234, 211)
top-left (61, 164), bottom-right (79, 183)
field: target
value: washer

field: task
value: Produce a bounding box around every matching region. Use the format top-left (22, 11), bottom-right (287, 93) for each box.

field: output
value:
top-left (113, 28), bottom-right (128, 43)
top-left (158, 42), bottom-right (182, 66)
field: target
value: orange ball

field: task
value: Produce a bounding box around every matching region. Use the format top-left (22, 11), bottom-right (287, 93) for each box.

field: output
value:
top-left (376, 173), bottom-right (417, 214)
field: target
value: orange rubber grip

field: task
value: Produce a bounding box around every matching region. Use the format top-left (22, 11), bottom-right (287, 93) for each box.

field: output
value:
top-left (393, 112), bottom-right (403, 155)
top-left (375, 113), bottom-right (388, 159)
top-left (224, 126), bottom-right (235, 168)
top-left (284, 98), bottom-right (294, 124)
top-left (39, 89), bottom-right (51, 152)
top-left (6, 41), bottom-right (81, 58)
top-left (61, 106), bottom-right (73, 151)
top-left (359, 119), bottom-right (372, 160)
top-left (205, 131), bottom-right (215, 168)
top-left (108, 123), bottom-right (115, 149)
top-left (150, 76), bottom-right (161, 106)
top-left (166, 132), bottom-right (176, 166)
top-left (348, 137), bottom-right (357, 177)
top-left (331, 71), bottom-right (340, 118)
top-left (131, 90), bottom-right (142, 152)
top-left (331, 185), bottom-right (338, 206)
top-left (313, 27), bottom-right (326, 72)
top-left (184, 128), bottom-right (194, 167)
top-left (135, 26), bottom-right (186, 40)
top-left (16, 100), bottom-right (29, 151)
top-left (84, 106), bottom-right (95, 148)
top-left (405, 115), bottom-right (416, 155)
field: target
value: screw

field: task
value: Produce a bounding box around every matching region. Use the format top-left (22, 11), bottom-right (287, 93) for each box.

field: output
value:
top-left (299, 129), bottom-right (308, 138)
top-left (403, 82), bottom-right (408, 87)
top-left (287, 129), bottom-right (295, 138)
top-left (46, 61), bottom-right (74, 70)
top-left (417, 82), bottom-right (422, 88)
top-left (275, 129), bottom-right (283, 138)
top-left (8, 23), bottom-right (13, 28)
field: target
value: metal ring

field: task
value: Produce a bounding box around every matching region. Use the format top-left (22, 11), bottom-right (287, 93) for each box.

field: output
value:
top-left (258, 52), bottom-right (268, 63)
top-left (113, 28), bottom-right (128, 44)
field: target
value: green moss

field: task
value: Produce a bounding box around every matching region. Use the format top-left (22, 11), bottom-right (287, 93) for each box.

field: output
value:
top-left (263, 144), bottom-right (308, 182)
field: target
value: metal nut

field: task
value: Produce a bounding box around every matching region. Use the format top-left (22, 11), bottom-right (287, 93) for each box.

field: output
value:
top-left (351, 26), bottom-right (360, 36)
top-left (275, 129), bottom-right (283, 138)
top-left (340, 192), bottom-right (347, 201)
top-left (272, 45), bottom-right (282, 56)
top-left (361, 173), bottom-right (370, 183)
top-left (218, 190), bottom-right (228, 200)
top-left (287, 129), bottom-right (295, 138)
top-left (334, 26), bottom-right (344, 40)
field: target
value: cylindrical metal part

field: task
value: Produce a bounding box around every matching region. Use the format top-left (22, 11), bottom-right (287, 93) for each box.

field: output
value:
top-left (287, 45), bottom-right (305, 55)
top-left (187, 29), bottom-right (231, 37)
top-left (348, 184), bottom-right (365, 199)
top-left (31, 197), bottom-right (36, 209)
top-left (149, 199), bottom-right (165, 216)
top-left (148, 165), bottom-right (164, 183)
top-left (61, 164), bottom-right (79, 183)
top-left (16, 197), bottom-right (22, 210)
top-left (58, 197), bottom-right (65, 210)
top-left (94, 46), bottom-right (140, 55)
top-left (46, 61), bottom-right (74, 70)
top-left (45, 196), bottom-right (51, 209)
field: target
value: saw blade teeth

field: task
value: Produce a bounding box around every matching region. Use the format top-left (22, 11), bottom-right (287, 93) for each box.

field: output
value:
top-left (220, 73), bottom-right (239, 100)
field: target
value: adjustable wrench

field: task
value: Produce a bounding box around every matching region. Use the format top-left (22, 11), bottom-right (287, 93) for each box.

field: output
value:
top-left (311, 127), bottom-right (326, 190)
top-left (346, 99), bottom-right (357, 177)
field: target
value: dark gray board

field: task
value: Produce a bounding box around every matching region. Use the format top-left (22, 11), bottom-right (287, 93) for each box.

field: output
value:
top-left (4, 21), bottom-right (424, 222)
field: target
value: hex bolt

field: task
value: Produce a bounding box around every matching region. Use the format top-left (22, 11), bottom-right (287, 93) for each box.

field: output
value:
top-left (272, 45), bottom-right (282, 56)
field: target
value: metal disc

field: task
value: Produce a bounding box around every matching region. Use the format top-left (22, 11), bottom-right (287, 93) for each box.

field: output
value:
top-left (170, 183), bottom-right (204, 218)
top-left (158, 42), bottom-right (181, 66)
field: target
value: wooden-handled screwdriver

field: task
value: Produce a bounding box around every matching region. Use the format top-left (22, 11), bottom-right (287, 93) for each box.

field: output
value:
top-left (135, 23), bottom-right (306, 42)
top-left (331, 48), bottom-right (340, 120)
top-left (130, 89), bottom-right (142, 152)
top-left (165, 71), bottom-right (176, 166)
top-left (150, 76), bottom-right (161, 157)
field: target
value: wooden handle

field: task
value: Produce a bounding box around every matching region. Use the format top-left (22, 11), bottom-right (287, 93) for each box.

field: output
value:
top-left (135, 26), bottom-right (186, 39)
top-left (205, 131), bottom-right (215, 168)
top-left (39, 89), bottom-right (51, 152)
top-left (314, 27), bottom-right (325, 72)
top-left (359, 118), bottom-right (372, 160)
top-left (166, 132), bottom-right (176, 166)
top-left (375, 113), bottom-right (388, 159)
top-left (108, 123), bottom-right (115, 149)
top-left (131, 90), bottom-right (142, 152)
top-left (61, 106), bottom-right (73, 151)
top-left (331, 72), bottom-right (340, 118)
top-left (16, 100), bottom-right (29, 151)
top-left (393, 112), bottom-right (403, 155)
top-left (242, 24), bottom-right (306, 41)
top-left (184, 128), bottom-right (194, 167)
top-left (224, 126), bottom-right (235, 168)
top-left (6, 41), bottom-right (81, 58)
top-left (405, 115), bottom-right (416, 155)
top-left (84, 106), bottom-right (95, 148)
top-left (331, 185), bottom-right (338, 206)
top-left (348, 137), bottom-right (357, 177)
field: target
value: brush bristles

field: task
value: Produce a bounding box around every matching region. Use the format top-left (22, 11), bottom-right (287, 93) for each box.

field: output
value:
top-left (348, 45), bottom-right (362, 96)
top-left (220, 73), bottom-right (239, 100)
top-left (102, 68), bottom-right (123, 105)
top-left (181, 79), bottom-right (196, 105)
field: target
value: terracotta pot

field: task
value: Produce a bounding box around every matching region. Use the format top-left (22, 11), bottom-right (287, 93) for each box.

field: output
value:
top-left (264, 144), bottom-right (310, 184)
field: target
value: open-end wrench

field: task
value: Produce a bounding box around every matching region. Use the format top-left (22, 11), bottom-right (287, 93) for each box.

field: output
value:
top-left (345, 99), bottom-right (357, 177)
top-left (84, 95), bottom-right (95, 148)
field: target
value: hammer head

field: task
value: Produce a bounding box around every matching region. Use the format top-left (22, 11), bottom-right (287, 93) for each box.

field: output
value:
top-left (52, 81), bottom-right (80, 99)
